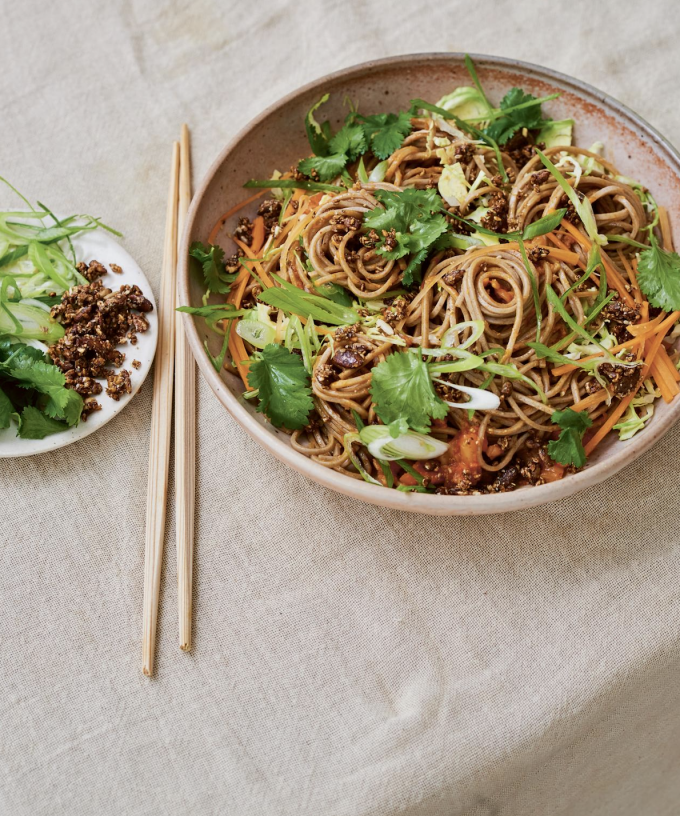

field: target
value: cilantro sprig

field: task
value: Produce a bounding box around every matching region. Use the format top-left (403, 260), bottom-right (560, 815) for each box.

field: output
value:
top-left (363, 188), bottom-right (448, 285)
top-left (0, 338), bottom-right (83, 438)
top-left (484, 88), bottom-right (552, 144)
top-left (636, 233), bottom-right (680, 311)
top-left (370, 352), bottom-right (449, 437)
top-left (296, 95), bottom-right (413, 182)
top-left (247, 343), bottom-right (313, 430)
top-left (189, 242), bottom-right (238, 294)
top-left (548, 408), bottom-right (592, 468)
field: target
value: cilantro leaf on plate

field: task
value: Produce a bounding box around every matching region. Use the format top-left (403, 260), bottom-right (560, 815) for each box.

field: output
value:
top-left (485, 88), bottom-right (549, 145)
top-left (247, 343), bottom-right (313, 430)
top-left (16, 405), bottom-right (69, 439)
top-left (189, 242), bottom-right (237, 295)
top-left (7, 360), bottom-right (83, 426)
top-left (636, 234), bottom-right (680, 311)
top-left (370, 351), bottom-right (449, 435)
top-left (363, 188), bottom-right (448, 285)
top-left (547, 407), bottom-right (592, 468)
top-left (356, 111), bottom-right (413, 160)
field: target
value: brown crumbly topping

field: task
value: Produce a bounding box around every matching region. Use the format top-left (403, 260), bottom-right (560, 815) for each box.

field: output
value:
top-left (234, 217), bottom-right (253, 246)
top-left (528, 246), bottom-right (550, 263)
top-left (598, 362), bottom-right (641, 397)
top-left (600, 296), bottom-right (641, 343)
top-left (434, 381), bottom-right (468, 403)
top-left (49, 269), bottom-right (152, 406)
top-left (132, 359), bottom-right (141, 370)
top-left (257, 199), bottom-right (282, 236)
top-left (360, 229), bottom-right (379, 248)
top-left (381, 228), bottom-right (397, 251)
top-left (381, 298), bottom-right (409, 326)
top-left (106, 369), bottom-right (131, 401)
top-left (80, 399), bottom-right (102, 421)
top-left (442, 268), bottom-right (465, 288)
top-left (480, 192), bottom-right (509, 233)
top-left (330, 212), bottom-right (363, 231)
top-left (315, 364), bottom-right (336, 388)
top-left (453, 143), bottom-right (475, 164)
top-left (490, 465), bottom-right (520, 493)
top-left (110, 263), bottom-right (123, 274)
top-left (530, 170), bottom-right (551, 189)
top-left (76, 260), bottom-right (107, 282)
top-left (334, 324), bottom-right (361, 343)
top-left (504, 131), bottom-right (540, 169)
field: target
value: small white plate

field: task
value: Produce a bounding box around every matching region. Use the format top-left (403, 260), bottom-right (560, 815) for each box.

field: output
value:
top-left (0, 227), bottom-right (157, 457)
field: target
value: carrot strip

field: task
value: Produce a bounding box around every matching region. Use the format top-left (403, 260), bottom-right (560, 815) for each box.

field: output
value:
top-left (544, 246), bottom-right (581, 266)
top-left (659, 206), bottom-right (674, 251)
top-left (655, 343), bottom-right (680, 382)
top-left (551, 310), bottom-right (680, 376)
top-left (627, 312), bottom-right (664, 336)
top-left (208, 190), bottom-right (266, 245)
top-left (572, 389), bottom-right (608, 412)
top-left (585, 331), bottom-right (667, 455)
top-left (618, 249), bottom-right (641, 299)
top-left (250, 216), bottom-right (265, 254)
top-left (650, 357), bottom-right (675, 402)
top-left (233, 236), bottom-right (275, 289)
top-left (228, 330), bottom-right (251, 388)
top-left (560, 220), bottom-right (636, 307)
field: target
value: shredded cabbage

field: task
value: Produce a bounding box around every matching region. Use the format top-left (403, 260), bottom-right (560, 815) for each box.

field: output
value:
top-left (434, 87), bottom-right (493, 122)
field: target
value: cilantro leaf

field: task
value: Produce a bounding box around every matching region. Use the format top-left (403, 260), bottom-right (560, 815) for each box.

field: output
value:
top-left (328, 123), bottom-right (367, 160)
top-left (363, 189), bottom-right (448, 285)
top-left (370, 352), bottom-right (449, 435)
top-left (547, 407), bottom-right (592, 468)
top-left (189, 242), bottom-right (237, 294)
top-left (7, 360), bottom-right (83, 426)
top-left (16, 405), bottom-right (69, 439)
top-left (0, 385), bottom-right (12, 429)
top-left (298, 153), bottom-right (349, 183)
top-left (485, 88), bottom-right (548, 145)
top-left (356, 111), bottom-right (412, 159)
top-left (247, 344), bottom-right (313, 430)
top-left (636, 233), bottom-right (680, 311)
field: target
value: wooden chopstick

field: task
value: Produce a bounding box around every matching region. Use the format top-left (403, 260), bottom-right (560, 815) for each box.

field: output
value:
top-left (142, 141), bottom-right (180, 677)
top-left (175, 124), bottom-right (195, 652)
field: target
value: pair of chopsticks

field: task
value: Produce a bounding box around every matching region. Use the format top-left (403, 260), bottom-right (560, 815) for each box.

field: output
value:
top-left (142, 125), bottom-right (195, 677)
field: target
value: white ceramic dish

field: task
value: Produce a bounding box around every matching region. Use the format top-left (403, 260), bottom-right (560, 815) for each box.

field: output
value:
top-left (0, 227), bottom-right (157, 457)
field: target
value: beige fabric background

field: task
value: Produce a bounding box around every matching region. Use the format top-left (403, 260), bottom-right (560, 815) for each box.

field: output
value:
top-left (2, 1), bottom-right (679, 814)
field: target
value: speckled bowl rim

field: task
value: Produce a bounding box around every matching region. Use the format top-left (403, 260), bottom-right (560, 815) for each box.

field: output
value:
top-left (178, 52), bottom-right (680, 516)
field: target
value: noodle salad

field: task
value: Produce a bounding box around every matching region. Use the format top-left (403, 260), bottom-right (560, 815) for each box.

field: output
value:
top-left (181, 56), bottom-right (680, 495)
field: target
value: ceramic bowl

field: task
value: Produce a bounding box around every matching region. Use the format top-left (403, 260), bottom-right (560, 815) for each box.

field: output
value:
top-left (178, 53), bottom-right (680, 515)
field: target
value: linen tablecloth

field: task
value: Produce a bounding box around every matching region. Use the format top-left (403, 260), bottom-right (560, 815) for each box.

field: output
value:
top-left (2, 1), bottom-right (679, 814)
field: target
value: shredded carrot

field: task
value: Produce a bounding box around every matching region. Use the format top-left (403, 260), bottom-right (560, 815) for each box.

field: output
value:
top-left (627, 312), bottom-right (664, 336)
top-left (617, 249), bottom-right (641, 299)
top-left (544, 246), bottom-right (581, 266)
top-left (560, 220), bottom-right (636, 308)
top-left (250, 216), bottom-right (265, 255)
top-left (550, 310), bottom-right (680, 376)
top-left (585, 329), bottom-right (669, 455)
top-left (650, 357), bottom-right (677, 402)
top-left (228, 329), bottom-right (252, 388)
top-left (207, 190), bottom-right (266, 246)
top-left (233, 236), bottom-right (275, 289)
top-left (659, 206), bottom-right (674, 251)
top-left (572, 389), bottom-right (608, 412)
top-left (655, 342), bottom-right (680, 384)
